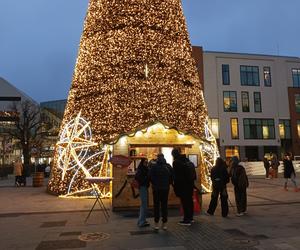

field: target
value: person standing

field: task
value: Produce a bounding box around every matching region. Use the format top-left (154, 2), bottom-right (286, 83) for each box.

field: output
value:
top-left (172, 148), bottom-right (195, 226)
top-left (149, 153), bottom-right (173, 230)
top-left (270, 153), bottom-right (280, 178)
top-left (13, 159), bottom-right (23, 187)
top-left (135, 158), bottom-right (150, 227)
top-left (283, 153), bottom-right (299, 192)
top-left (230, 156), bottom-right (249, 216)
top-left (263, 157), bottom-right (270, 179)
top-left (206, 157), bottom-right (229, 217)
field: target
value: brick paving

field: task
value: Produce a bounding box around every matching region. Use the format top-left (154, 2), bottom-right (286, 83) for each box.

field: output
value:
top-left (0, 175), bottom-right (300, 250)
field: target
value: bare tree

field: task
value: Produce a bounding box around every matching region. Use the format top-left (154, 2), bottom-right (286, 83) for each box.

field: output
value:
top-left (9, 100), bottom-right (43, 174)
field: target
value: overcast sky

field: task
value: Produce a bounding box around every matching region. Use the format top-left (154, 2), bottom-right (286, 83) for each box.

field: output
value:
top-left (0, 0), bottom-right (300, 102)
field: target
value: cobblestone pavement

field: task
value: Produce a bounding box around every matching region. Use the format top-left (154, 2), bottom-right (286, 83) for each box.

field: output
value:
top-left (0, 175), bottom-right (300, 250)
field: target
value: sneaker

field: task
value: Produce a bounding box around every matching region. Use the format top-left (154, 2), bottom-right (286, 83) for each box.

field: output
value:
top-left (243, 211), bottom-right (247, 214)
top-left (162, 223), bottom-right (167, 230)
top-left (191, 219), bottom-right (195, 223)
top-left (178, 221), bottom-right (191, 226)
top-left (236, 213), bottom-right (244, 217)
top-left (204, 211), bottom-right (213, 216)
top-left (154, 223), bottom-right (159, 230)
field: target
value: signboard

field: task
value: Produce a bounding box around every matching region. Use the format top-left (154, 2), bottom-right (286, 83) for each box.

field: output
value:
top-left (109, 155), bottom-right (132, 168)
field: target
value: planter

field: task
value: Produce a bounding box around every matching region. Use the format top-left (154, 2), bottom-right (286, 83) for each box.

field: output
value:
top-left (32, 172), bottom-right (44, 187)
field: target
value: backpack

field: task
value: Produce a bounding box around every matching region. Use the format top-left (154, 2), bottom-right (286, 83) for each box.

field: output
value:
top-left (185, 160), bottom-right (197, 182)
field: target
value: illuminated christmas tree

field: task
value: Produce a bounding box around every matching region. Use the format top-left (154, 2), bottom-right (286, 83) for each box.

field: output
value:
top-left (48, 0), bottom-right (218, 197)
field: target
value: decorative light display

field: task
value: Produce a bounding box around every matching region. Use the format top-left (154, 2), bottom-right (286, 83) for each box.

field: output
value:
top-left (48, 0), bottom-right (218, 195)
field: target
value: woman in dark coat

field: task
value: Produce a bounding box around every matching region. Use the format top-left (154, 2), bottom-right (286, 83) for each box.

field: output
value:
top-left (283, 153), bottom-right (298, 192)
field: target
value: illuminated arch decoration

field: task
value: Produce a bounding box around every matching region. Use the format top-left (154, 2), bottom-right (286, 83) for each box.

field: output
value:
top-left (51, 112), bottom-right (112, 198)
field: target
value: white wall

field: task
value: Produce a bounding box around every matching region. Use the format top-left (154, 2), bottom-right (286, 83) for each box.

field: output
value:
top-left (203, 52), bottom-right (300, 147)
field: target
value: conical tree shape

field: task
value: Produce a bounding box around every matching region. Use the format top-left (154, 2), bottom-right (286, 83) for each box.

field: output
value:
top-left (48, 0), bottom-right (215, 195)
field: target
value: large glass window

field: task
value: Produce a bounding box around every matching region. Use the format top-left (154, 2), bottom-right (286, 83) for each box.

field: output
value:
top-left (222, 64), bottom-right (230, 85)
top-left (208, 118), bottom-right (219, 139)
top-left (295, 94), bottom-right (300, 113)
top-left (225, 146), bottom-right (239, 160)
top-left (231, 118), bottom-right (239, 139)
top-left (254, 92), bottom-right (262, 112)
top-left (292, 69), bottom-right (300, 87)
top-left (244, 119), bottom-right (275, 139)
top-left (263, 66), bottom-right (272, 87)
top-left (240, 65), bottom-right (260, 86)
top-left (241, 91), bottom-right (249, 112)
top-left (279, 119), bottom-right (291, 139)
top-left (223, 91), bottom-right (237, 112)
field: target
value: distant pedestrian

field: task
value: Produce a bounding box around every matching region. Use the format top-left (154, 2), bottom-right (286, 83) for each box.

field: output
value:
top-left (149, 153), bottom-right (173, 230)
top-left (206, 157), bottom-right (229, 217)
top-left (13, 159), bottom-right (23, 187)
top-left (263, 157), bottom-right (270, 179)
top-left (135, 158), bottom-right (150, 227)
top-left (172, 148), bottom-right (196, 226)
top-left (230, 156), bottom-right (249, 216)
top-left (270, 153), bottom-right (280, 178)
top-left (283, 153), bottom-right (299, 192)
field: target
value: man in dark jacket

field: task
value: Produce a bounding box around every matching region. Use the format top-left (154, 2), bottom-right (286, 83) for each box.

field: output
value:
top-left (230, 156), bottom-right (249, 216)
top-left (149, 153), bottom-right (173, 230)
top-left (206, 157), bottom-right (229, 217)
top-left (172, 148), bottom-right (195, 226)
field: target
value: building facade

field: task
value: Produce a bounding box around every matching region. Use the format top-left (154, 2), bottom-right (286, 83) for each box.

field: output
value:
top-left (0, 77), bottom-right (38, 165)
top-left (201, 50), bottom-right (300, 161)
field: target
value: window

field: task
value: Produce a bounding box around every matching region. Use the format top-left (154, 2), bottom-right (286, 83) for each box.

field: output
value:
top-left (223, 91), bottom-right (237, 112)
top-left (240, 66), bottom-right (260, 86)
top-left (208, 118), bottom-right (219, 138)
top-left (254, 92), bottom-right (262, 112)
top-left (292, 69), bottom-right (300, 87)
top-left (297, 120), bottom-right (300, 138)
top-left (244, 119), bottom-right (275, 139)
top-left (263, 67), bottom-right (272, 87)
top-left (222, 64), bottom-right (230, 85)
top-left (231, 118), bottom-right (239, 139)
top-left (279, 119), bottom-right (291, 139)
top-left (225, 146), bottom-right (239, 159)
top-left (295, 94), bottom-right (300, 113)
top-left (241, 91), bottom-right (249, 112)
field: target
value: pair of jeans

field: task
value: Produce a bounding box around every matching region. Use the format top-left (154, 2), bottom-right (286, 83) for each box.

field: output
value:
top-left (137, 186), bottom-right (148, 226)
top-left (180, 187), bottom-right (194, 222)
top-left (207, 186), bottom-right (228, 217)
top-left (152, 189), bottom-right (169, 223)
top-left (234, 186), bottom-right (247, 213)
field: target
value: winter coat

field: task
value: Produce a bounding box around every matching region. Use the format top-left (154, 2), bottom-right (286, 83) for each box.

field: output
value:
top-left (149, 158), bottom-right (173, 190)
top-left (173, 155), bottom-right (194, 196)
top-left (211, 164), bottom-right (229, 189)
top-left (283, 159), bottom-right (295, 178)
top-left (135, 163), bottom-right (149, 187)
top-left (230, 164), bottom-right (249, 190)
top-left (14, 162), bottom-right (23, 176)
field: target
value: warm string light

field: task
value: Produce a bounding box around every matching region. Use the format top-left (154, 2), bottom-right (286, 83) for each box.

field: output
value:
top-left (48, 0), bottom-right (218, 195)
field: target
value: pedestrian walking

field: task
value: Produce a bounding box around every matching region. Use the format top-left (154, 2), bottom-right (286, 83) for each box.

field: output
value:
top-left (283, 153), bottom-right (299, 192)
top-left (270, 153), bottom-right (280, 178)
top-left (135, 158), bottom-right (150, 227)
top-left (206, 157), bottom-right (229, 217)
top-left (149, 153), bottom-right (173, 230)
top-left (172, 148), bottom-right (196, 226)
top-left (13, 159), bottom-right (23, 187)
top-left (263, 157), bottom-right (270, 179)
top-left (230, 156), bottom-right (249, 216)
